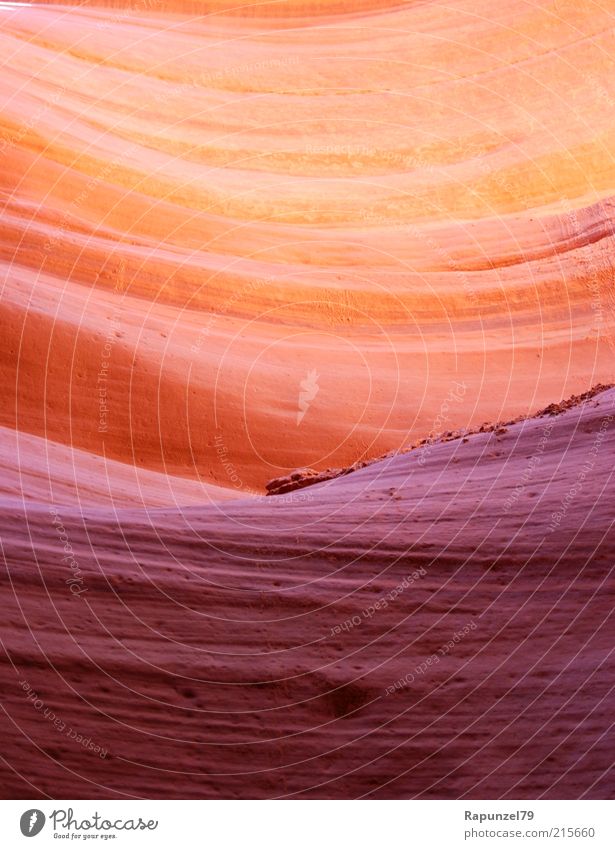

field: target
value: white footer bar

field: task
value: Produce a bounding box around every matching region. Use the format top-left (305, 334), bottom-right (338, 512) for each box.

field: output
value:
top-left (1, 800), bottom-right (613, 848)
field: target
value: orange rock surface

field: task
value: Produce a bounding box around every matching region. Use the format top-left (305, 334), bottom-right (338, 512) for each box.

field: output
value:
top-left (1, 0), bottom-right (614, 499)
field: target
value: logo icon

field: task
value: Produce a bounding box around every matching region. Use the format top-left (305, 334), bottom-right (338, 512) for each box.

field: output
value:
top-left (20, 810), bottom-right (45, 837)
top-left (297, 369), bottom-right (320, 424)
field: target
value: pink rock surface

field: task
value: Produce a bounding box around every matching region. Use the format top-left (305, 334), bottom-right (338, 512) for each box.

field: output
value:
top-left (1, 389), bottom-right (614, 798)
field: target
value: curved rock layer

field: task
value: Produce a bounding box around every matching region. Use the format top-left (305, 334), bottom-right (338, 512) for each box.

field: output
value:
top-left (1, 0), bottom-right (614, 800)
top-left (1, 0), bottom-right (614, 499)
top-left (1, 389), bottom-right (614, 798)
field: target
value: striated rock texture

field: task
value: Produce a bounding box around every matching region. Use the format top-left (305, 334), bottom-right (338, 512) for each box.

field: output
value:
top-left (1, 0), bottom-right (614, 500)
top-left (1, 388), bottom-right (614, 798)
top-left (0, 0), bottom-right (614, 799)
top-left (265, 383), bottom-right (615, 495)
